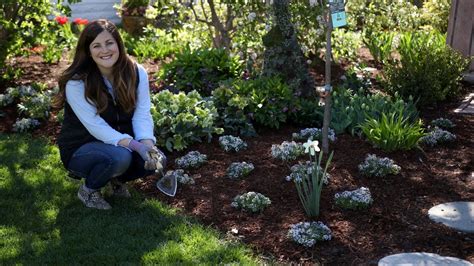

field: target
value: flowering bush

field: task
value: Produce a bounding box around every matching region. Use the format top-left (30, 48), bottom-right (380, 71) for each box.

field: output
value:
top-left (219, 135), bottom-right (248, 152)
top-left (288, 221), bottom-right (332, 247)
top-left (430, 118), bottom-right (455, 129)
top-left (421, 127), bottom-right (456, 147)
top-left (164, 169), bottom-right (194, 185)
top-left (231, 191), bottom-right (271, 213)
top-left (285, 161), bottom-right (330, 185)
top-left (292, 128), bottom-right (336, 142)
top-left (271, 141), bottom-right (304, 161)
top-left (12, 118), bottom-right (40, 132)
top-left (335, 187), bottom-right (373, 210)
top-left (358, 154), bottom-right (401, 177)
top-left (175, 151), bottom-right (207, 169)
top-left (226, 162), bottom-right (254, 179)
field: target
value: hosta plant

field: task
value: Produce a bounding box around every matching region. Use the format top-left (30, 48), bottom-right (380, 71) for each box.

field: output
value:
top-left (358, 154), bottom-right (401, 177)
top-left (226, 162), bottom-right (254, 180)
top-left (175, 151), bottom-right (207, 169)
top-left (334, 187), bottom-right (373, 210)
top-left (271, 141), bottom-right (304, 161)
top-left (164, 169), bottom-right (195, 185)
top-left (421, 127), bottom-right (456, 147)
top-left (231, 191), bottom-right (271, 213)
top-left (430, 118), bottom-right (455, 129)
top-left (288, 221), bottom-right (332, 247)
top-left (219, 135), bottom-right (248, 152)
top-left (292, 127), bottom-right (336, 142)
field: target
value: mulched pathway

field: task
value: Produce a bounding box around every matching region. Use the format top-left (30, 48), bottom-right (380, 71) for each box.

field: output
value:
top-left (2, 54), bottom-right (473, 264)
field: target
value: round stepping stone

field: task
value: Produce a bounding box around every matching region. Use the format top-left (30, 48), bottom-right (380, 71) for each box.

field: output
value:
top-left (378, 252), bottom-right (473, 266)
top-left (428, 201), bottom-right (474, 233)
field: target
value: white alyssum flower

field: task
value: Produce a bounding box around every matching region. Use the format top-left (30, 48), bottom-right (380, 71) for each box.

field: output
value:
top-left (175, 151), bottom-right (207, 169)
top-left (271, 141), bottom-right (304, 161)
top-left (421, 127), bottom-right (456, 147)
top-left (292, 128), bottom-right (336, 142)
top-left (286, 161), bottom-right (331, 184)
top-left (288, 221), bottom-right (332, 247)
top-left (12, 118), bottom-right (40, 132)
top-left (358, 154), bottom-right (401, 177)
top-left (226, 162), bottom-right (254, 179)
top-left (335, 187), bottom-right (373, 210)
top-left (164, 169), bottom-right (194, 185)
top-left (231, 191), bottom-right (271, 213)
top-left (219, 135), bottom-right (248, 152)
top-left (0, 93), bottom-right (14, 107)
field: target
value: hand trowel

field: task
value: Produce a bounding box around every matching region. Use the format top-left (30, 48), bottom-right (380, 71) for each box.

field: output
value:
top-left (153, 158), bottom-right (177, 197)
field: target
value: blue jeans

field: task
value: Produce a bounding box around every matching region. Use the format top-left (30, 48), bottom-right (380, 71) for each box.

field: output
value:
top-left (67, 141), bottom-right (154, 190)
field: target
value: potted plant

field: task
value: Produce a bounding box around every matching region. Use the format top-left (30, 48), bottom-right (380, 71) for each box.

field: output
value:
top-left (116, 0), bottom-right (150, 35)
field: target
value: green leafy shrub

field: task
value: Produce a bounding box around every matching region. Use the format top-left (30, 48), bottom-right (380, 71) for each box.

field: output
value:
top-left (122, 26), bottom-right (182, 62)
top-left (211, 85), bottom-right (256, 137)
top-left (288, 98), bottom-right (323, 128)
top-left (358, 154), bottom-right (401, 177)
top-left (331, 88), bottom-right (419, 135)
top-left (383, 31), bottom-right (470, 108)
top-left (332, 28), bottom-right (362, 63)
top-left (231, 191), bottom-right (271, 213)
top-left (158, 48), bottom-right (243, 96)
top-left (151, 90), bottom-right (223, 151)
top-left (363, 31), bottom-right (395, 65)
top-left (421, 0), bottom-right (451, 33)
top-left (360, 110), bottom-right (425, 152)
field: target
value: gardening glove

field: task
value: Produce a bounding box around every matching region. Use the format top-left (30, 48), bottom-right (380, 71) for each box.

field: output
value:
top-left (129, 139), bottom-right (157, 169)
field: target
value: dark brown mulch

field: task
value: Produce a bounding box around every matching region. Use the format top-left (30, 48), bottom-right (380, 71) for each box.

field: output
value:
top-left (2, 55), bottom-right (473, 264)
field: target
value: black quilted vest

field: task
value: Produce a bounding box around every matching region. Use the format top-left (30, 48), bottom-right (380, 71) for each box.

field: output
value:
top-left (57, 68), bottom-right (139, 167)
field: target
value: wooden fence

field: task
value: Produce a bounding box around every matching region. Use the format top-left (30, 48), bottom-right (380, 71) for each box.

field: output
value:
top-left (447, 0), bottom-right (474, 72)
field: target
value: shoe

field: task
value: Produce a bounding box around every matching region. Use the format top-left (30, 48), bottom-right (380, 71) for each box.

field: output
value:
top-left (77, 185), bottom-right (112, 210)
top-left (110, 178), bottom-right (131, 198)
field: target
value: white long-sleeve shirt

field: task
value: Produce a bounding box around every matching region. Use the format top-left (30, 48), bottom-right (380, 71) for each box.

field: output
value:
top-left (65, 63), bottom-right (156, 146)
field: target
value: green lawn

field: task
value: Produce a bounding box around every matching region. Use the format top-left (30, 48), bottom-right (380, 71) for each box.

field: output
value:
top-left (0, 134), bottom-right (258, 264)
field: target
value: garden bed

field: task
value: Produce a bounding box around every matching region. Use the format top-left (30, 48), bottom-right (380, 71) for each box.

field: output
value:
top-left (1, 55), bottom-right (473, 264)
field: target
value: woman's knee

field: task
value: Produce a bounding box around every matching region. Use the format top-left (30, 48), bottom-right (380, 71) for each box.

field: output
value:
top-left (110, 149), bottom-right (132, 176)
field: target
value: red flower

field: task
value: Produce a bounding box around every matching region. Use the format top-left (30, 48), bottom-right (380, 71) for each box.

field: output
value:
top-left (73, 18), bottom-right (89, 25)
top-left (55, 16), bottom-right (68, 25)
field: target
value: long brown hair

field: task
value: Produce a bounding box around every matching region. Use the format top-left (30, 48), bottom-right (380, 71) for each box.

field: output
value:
top-left (54, 19), bottom-right (137, 113)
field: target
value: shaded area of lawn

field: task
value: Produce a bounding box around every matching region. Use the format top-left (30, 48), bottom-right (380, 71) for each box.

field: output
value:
top-left (0, 134), bottom-right (258, 264)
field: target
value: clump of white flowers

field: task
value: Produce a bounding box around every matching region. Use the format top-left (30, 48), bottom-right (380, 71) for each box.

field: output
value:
top-left (334, 187), bottom-right (373, 210)
top-left (164, 169), bottom-right (194, 185)
top-left (175, 151), bottom-right (207, 169)
top-left (286, 161), bottom-right (330, 184)
top-left (226, 162), bottom-right (254, 179)
top-left (292, 128), bottom-right (336, 142)
top-left (421, 127), bottom-right (456, 147)
top-left (231, 191), bottom-right (271, 213)
top-left (219, 135), bottom-right (248, 152)
top-left (430, 118), bottom-right (455, 129)
top-left (358, 154), bottom-right (401, 177)
top-left (288, 221), bottom-right (332, 247)
top-left (0, 93), bottom-right (14, 107)
top-left (12, 118), bottom-right (40, 132)
top-left (271, 141), bottom-right (304, 161)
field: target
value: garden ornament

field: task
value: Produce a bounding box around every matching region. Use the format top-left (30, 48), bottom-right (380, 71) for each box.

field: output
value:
top-left (149, 151), bottom-right (177, 197)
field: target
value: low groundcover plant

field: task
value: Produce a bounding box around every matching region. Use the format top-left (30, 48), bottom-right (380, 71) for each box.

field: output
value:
top-left (358, 154), bottom-right (401, 177)
top-left (292, 128), bottom-right (336, 142)
top-left (421, 127), bottom-right (456, 147)
top-left (12, 118), bottom-right (40, 132)
top-left (288, 221), bottom-right (332, 247)
top-left (231, 191), bottom-right (271, 213)
top-left (219, 135), bottom-right (248, 152)
top-left (430, 118), bottom-right (455, 129)
top-left (271, 141), bottom-right (304, 161)
top-left (334, 187), bottom-right (373, 210)
top-left (226, 162), bottom-right (254, 179)
top-left (164, 169), bottom-right (195, 185)
top-left (175, 151), bottom-right (208, 169)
